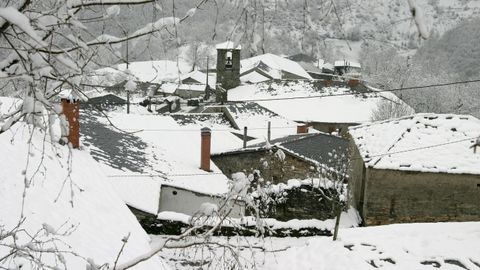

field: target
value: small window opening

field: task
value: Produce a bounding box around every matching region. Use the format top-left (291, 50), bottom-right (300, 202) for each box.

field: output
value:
top-left (225, 51), bottom-right (233, 69)
top-left (172, 190), bottom-right (178, 195)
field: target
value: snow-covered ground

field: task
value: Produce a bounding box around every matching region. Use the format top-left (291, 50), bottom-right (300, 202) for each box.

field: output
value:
top-left (154, 221), bottom-right (480, 270)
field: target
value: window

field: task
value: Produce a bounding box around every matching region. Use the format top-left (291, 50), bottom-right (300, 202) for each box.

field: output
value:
top-left (225, 51), bottom-right (233, 69)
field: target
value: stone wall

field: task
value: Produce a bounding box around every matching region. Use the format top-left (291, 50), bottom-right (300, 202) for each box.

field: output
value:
top-left (363, 168), bottom-right (480, 225)
top-left (347, 139), bottom-right (367, 220)
top-left (211, 149), bottom-right (316, 184)
top-left (216, 49), bottom-right (241, 90)
top-left (143, 217), bottom-right (332, 237)
top-left (255, 184), bottom-right (337, 221)
top-left (174, 89), bottom-right (203, 99)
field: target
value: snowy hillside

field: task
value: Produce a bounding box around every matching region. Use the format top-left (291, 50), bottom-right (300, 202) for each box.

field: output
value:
top-left (88, 0), bottom-right (480, 63)
top-left (253, 0), bottom-right (480, 60)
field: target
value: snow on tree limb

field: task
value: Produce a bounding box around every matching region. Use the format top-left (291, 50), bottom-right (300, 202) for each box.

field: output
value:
top-left (35, 17), bottom-right (179, 55)
top-left (0, 7), bottom-right (46, 47)
top-left (0, 0), bottom-right (30, 33)
top-left (66, 0), bottom-right (154, 8)
top-left (407, 0), bottom-right (429, 39)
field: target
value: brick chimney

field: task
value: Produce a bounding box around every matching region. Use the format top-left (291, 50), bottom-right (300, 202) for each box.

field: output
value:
top-left (200, 127), bottom-right (211, 171)
top-left (297, 123), bottom-right (309, 134)
top-left (61, 98), bottom-right (80, 148)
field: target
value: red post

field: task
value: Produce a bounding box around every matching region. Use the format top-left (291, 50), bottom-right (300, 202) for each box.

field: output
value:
top-left (200, 127), bottom-right (211, 171)
top-left (61, 98), bottom-right (80, 148)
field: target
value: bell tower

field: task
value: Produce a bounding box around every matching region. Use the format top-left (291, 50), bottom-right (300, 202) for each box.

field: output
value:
top-left (216, 41), bottom-right (241, 91)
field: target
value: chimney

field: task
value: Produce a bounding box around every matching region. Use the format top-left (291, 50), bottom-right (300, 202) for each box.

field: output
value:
top-left (297, 123), bottom-right (309, 134)
top-left (61, 98), bottom-right (80, 148)
top-left (200, 127), bottom-right (211, 171)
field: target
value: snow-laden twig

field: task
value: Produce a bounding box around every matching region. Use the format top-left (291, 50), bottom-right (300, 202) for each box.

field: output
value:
top-left (407, 0), bottom-right (429, 39)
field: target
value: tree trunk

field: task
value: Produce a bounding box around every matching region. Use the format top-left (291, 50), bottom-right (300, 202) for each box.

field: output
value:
top-left (333, 203), bottom-right (341, 241)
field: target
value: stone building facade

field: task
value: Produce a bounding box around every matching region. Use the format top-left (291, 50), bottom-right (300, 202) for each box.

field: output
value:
top-left (211, 148), bottom-right (316, 185)
top-left (212, 133), bottom-right (349, 184)
top-left (256, 183), bottom-right (337, 221)
top-left (349, 143), bottom-right (480, 225)
top-left (348, 114), bottom-right (480, 226)
top-left (216, 42), bottom-right (241, 90)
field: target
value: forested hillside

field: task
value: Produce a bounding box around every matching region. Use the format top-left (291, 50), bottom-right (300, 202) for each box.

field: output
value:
top-left (78, 0), bottom-right (480, 66)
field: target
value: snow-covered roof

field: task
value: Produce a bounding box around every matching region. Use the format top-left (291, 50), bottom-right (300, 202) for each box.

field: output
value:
top-left (159, 82), bottom-right (178, 94)
top-left (240, 70), bottom-right (271, 83)
top-left (321, 62), bottom-right (335, 71)
top-left (228, 80), bottom-right (393, 124)
top-left (334, 60), bottom-right (361, 68)
top-left (83, 111), bottom-right (234, 214)
top-left (349, 113), bottom-right (480, 174)
top-left (216, 41), bottom-right (241, 50)
top-left (0, 97), bottom-right (163, 269)
top-left (176, 83), bottom-right (207, 92)
top-left (179, 70), bottom-right (216, 87)
top-left (240, 53), bottom-right (312, 80)
top-left (116, 60), bottom-right (191, 83)
top-left (297, 61), bottom-right (323, 74)
top-left (219, 102), bottom-right (298, 141)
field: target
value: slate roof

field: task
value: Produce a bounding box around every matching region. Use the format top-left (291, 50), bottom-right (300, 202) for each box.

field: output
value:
top-left (226, 102), bottom-right (279, 117)
top-left (80, 110), bottom-right (155, 173)
top-left (214, 133), bottom-right (350, 169)
top-left (170, 113), bottom-right (233, 128)
top-left (84, 94), bottom-right (126, 106)
top-left (104, 80), bottom-right (161, 95)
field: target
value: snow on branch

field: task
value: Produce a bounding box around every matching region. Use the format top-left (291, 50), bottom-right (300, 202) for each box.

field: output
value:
top-left (407, 0), bottom-right (429, 39)
top-left (40, 17), bottom-right (179, 55)
top-left (66, 0), bottom-right (154, 8)
top-left (0, 6), bottom-right (46, 47)
top-left (0, 0), bottom-right (30, 33)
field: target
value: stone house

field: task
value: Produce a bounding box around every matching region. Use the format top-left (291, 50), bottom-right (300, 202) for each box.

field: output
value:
top-left (334, 60), bottom-right (361, 76)
top-left (211, 132), bottom-right (350, 223)
top-left (348, 113), bottom-right (480, 226)
top-left (211, 132), bottom-right (349, 184)
top-left (179, 70), bottom-right (215, 87)
top-left (240, 53), bottom-right (313, 83)
top-left (174, 84), bottom-right (207, 99)
top-left (227, 79), bottom-right (410, 138)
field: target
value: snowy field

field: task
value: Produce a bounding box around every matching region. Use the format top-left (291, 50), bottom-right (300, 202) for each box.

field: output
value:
top-left (153, 221), bottom-right (480, 270)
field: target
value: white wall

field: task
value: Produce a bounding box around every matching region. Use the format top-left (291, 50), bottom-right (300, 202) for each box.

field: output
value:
top-left (159, 185), bottom-right (245, 218)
